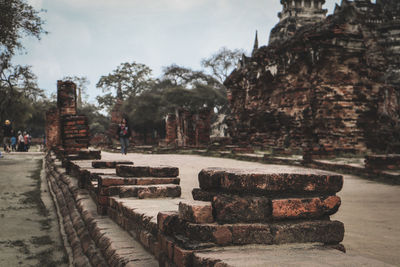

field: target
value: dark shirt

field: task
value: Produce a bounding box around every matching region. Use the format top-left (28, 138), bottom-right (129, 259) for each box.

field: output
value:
top-left (117, 124), bottom-right (131, 138)
top-left (3, 124), bottom-right (12, 137)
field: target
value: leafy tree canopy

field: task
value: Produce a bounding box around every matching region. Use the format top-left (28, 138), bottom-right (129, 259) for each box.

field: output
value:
top-left (0, 0), bottom-right (46, 61)
top-left (96, 62), bottom-right (153, 100)
top-left (0, 0), bottom-right (47, 137)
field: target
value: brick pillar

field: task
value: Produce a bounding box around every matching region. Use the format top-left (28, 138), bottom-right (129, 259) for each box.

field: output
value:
top-left (45, 107), bottom-right (61, 149)
top-left (108, 99), bottom-right (123, 141)
top-left (165, 114), bottom-right (177, 145)
top-left (57, 80), bottom-right (77, 116)
top-left (195, 108), bottom-right (211, 147)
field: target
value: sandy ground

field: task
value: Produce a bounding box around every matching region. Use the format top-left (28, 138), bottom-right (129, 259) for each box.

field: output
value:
top-left (102, 152), bottom-right (400, 266)
top-left (0, 153), bottom-right (68, 266)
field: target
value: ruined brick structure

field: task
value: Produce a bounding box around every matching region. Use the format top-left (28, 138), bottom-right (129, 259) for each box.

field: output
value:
top-left (165, 108), bottom-right (212, 147)
top-left (46, 81), bottom-right (90, 153)
top-left (107, 98), bottom-right (123, 143)
top-left (269, 0), bottom-right (327, 45)
top-left (226, 0), bottom-right (400, 154)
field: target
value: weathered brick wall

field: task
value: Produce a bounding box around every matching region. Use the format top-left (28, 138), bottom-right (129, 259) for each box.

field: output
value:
top-left (226, 0), bottom-right (400, 154)
top-left (107, 99), bottom-right (123, 143)
top-left (165, 109), bottom-right (211, 147)
top-left (62, 116), bottom-right (90, 153)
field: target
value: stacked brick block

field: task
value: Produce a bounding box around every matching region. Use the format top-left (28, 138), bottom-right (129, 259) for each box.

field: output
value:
top-left (157, 168), bottom-right (344, 266)
top-left (62, 115), bottom-right (90, 153)
top-left (57, 81), bottom-right (90, 153)
top-left (75, 163), bottom-right (182, 215)
top-left (45, 80), bottom-right (91, 154)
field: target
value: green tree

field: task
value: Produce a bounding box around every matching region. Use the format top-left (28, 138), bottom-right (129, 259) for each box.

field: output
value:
top-left (0, 0), bottom-right (46, 135)
top-left (0, 64), bottom-right (45, 131)
top-left (160, 64), bottom-right (226, 113)
top-left (122, 90), bottom-right (165, 143)
top-left (96, 62), bottom-right (153, 112)
top-left (0, 0), bottom-right (46, 58)
top-left (78, 103), bottom-right (110, 136)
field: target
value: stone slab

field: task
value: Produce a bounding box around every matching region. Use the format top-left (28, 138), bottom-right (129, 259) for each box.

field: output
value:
top-left (98, 175), bottom-right (180, 187)
top-left (198, 168), bottom-right (343, 196)
top-left (167, 220), bottom-right (343, 247)
top-left (92, 160), bottom-right (134, 168)
top-left (116, 165), bottom-right (179, 178)
top-left (119, 185), bottom-right (182, 199)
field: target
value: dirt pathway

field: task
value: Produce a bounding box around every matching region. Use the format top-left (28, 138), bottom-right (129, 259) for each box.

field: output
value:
top-left (0, 153), bottom-right (68, 266)
top-left (103, 152), bottom-right (400, 266)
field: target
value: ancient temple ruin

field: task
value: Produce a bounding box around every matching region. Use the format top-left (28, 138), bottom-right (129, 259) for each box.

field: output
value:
top-left (269, 0), bottom-right (327, 45)
top-left (225, 0), bottom-right (400, 155)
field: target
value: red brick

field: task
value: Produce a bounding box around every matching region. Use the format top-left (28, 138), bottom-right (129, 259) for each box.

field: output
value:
top-left (179, 201), bottom-right (214, 224)
top-left (212, 227), bottom-right (232, 245)
top-left (272, 196), bottom-right (341, 220)
top-left (173, 246), bottom-right (193, 267)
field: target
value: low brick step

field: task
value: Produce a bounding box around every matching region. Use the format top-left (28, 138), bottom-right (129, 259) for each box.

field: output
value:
top-left (365, 154), bottom-right (400, 170)
top-left (179, 200), bottom-right (214, 224)
top-left (92, 160), bottom-right (134, 169)
top-left (77, 149), bottom-right (101, 160)
top-left (97, 175), bottom-right (180, 187)
top-left (192, 190), bottom-right (341, 222)
top-left (98, 175), bottom-right (181, 187)
top-left (119, 184), bottom-right (181, 199)
top-left (198, 168), bottom-right (343, 196)
top-left (159, 212), bottom-right (344, 247)
top-left (116, 165), bottom-right (179, 178)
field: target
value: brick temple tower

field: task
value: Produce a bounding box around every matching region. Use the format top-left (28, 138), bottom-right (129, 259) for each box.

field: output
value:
top-left (269, 0), bottom-right (327, 45)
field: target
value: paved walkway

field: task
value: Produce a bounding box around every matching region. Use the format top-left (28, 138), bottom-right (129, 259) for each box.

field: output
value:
top-left (0, 153), bottom-right (67, 266)
top-left (103, 152), bottom-right (400, 266)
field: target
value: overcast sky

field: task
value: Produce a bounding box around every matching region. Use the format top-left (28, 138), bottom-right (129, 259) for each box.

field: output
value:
top-left (13, 0), bottom-right (341, 101)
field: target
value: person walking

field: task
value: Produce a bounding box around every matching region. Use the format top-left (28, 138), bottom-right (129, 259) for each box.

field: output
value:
top-left (10, 132), bottom-right (17, 152)
top-left (24, 132), bottom-right (31, 152)
top-left (17, 131), bottom-right (25, 152)
top-left (117, 118), bottom-right (131, 155)
top-left (2, 120), bottom-right (12, 152)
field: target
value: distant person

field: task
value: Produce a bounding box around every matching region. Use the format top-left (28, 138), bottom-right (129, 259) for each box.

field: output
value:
top-left (117, 118), bottom-right (131, 155)
top-left (17, 131), bottom-right (25, 152)
top-left (2, 120), bottom-right (12, 152)
top-left (24, 132), bottom-right (31, 152)
top-left (10, 132), bottom-right (17, 152)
